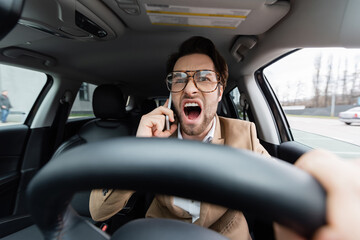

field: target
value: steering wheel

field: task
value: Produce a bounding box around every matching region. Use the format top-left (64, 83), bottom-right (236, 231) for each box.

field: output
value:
top-left (26, 138), bottom-right (326, 240)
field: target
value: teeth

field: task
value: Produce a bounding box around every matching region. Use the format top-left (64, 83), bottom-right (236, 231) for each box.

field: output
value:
top-left (185, 102), bottom-right (199, 107)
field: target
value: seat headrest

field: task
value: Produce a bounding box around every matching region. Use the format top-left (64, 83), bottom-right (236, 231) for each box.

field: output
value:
top-left (141, 99), bottom-right (157, 115)
top-left (92, 85), bottom-right (126, 119)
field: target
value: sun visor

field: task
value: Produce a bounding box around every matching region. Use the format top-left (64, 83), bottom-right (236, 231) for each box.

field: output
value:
top-left (340, 0), bottom-right (360, 47)
top-left (103, 0), bottom-right (290, 34)
top-left (17, 0), bottom-right (124, 41)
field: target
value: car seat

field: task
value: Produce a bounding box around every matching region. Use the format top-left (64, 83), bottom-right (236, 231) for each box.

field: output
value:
top-left (51, 84), bottom-right (144, 232)
top-left (52, 84), bottom-right (135, 158)
top-left (2, 85), bottom-right (150, 239)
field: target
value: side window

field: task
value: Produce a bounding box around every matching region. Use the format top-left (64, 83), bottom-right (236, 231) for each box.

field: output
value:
top-left (0, 64), bottom-right (46, 125)
top-left (79, 82), bottom-right (90, 101)
top-left (264, 48), bottom-right (360, 158)
top-left (229, 87), bottom-right (249, 121)
top-left (69, 83), bottom-right (96, 119)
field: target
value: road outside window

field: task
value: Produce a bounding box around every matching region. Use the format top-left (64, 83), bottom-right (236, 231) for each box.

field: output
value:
top-left (0, 64), bottom-right (46, 126)
top-left (264, 48), bottom-right (360, 159)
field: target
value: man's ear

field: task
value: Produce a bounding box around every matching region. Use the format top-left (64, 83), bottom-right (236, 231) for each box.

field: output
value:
top-left (217, 85), bottom-right (223, 102)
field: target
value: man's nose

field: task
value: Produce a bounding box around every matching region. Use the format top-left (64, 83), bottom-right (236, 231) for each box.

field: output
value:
top-left (183, 77), bottom-right (199, 94)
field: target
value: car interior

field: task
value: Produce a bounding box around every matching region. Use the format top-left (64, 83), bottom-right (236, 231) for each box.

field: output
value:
top-left (0, 0), bottom-right (359, 239)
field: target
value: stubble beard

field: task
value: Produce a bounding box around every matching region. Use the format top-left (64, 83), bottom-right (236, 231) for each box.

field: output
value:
top-left (174, 105), bottom-right (216, 137)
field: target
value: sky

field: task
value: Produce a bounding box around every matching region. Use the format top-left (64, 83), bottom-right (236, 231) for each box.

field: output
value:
top-left (263, 48), bottom-right (360, 104)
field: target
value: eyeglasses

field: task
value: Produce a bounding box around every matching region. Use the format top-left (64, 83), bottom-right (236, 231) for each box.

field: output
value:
top-left (166, 70), bottom-right (221, 93)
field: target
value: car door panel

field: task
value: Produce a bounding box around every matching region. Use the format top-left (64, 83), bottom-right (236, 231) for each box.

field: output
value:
top-left (0, 125), bottom-right (29, 218)
top-left (12, 127), bottom-right (55, 216)
top-left (277, 141), bottom-right (312, 164)
top-left (0, 126), bottom-right (55, 219)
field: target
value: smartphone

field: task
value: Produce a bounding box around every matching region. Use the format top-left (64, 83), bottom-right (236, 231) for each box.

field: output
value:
top-left (165, 93), bottom-right (172, 130)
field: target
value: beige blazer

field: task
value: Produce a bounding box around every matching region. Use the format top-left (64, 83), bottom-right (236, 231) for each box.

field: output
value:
top-left (90, 115), bottom-right (270, 240)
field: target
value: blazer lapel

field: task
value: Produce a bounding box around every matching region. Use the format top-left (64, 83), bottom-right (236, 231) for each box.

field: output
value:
top-left (212, 115), bottom-right (224, 145)
top-left (195, 202), bottom-right (227, 227)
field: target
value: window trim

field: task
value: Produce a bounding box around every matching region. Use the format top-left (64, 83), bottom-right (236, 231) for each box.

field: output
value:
top-left (24, 75), bottom-right (53, 126)
top-left (255, 49), bottom-right (300, 142)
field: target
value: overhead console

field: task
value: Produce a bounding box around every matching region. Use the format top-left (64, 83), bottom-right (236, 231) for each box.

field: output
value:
top-left (16, 0), bottom-right (290, 40)
top-left (18, 0), bottom-right (125, 41)
top-left (102, 0), bottom-right (290, 35)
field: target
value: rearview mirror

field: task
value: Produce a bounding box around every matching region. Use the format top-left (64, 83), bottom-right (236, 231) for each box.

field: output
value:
top-left (0, 0), bottom-right (24, 40)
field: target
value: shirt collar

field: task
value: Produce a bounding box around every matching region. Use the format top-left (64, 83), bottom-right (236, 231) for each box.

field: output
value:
top-left (177, 116), bottom-right (216, 143)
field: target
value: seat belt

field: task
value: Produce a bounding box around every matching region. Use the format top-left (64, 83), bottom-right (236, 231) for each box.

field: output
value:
top-left (52, 91), bottom-right (72, 152)
top-left (240, 93), bottom-right (249, 120)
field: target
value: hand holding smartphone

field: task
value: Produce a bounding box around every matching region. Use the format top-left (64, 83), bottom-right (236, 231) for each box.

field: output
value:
top-left (136, 92), bottom-right (176, 137)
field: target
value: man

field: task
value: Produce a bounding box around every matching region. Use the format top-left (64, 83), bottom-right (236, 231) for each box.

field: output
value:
top-left (0, 90), bottom-right (12, 123)
top-left (90, 36), bottom-right (269, 239)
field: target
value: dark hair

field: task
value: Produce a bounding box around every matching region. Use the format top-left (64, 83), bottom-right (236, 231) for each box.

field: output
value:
top-left (166, 36), bottom-right (228, 88)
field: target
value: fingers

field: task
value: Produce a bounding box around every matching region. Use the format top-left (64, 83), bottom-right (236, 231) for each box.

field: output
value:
top-left (351, 158), bottom-right (360, 168)
top-left (163, 98), bottom-right (169, 107)
top-left (154, 122), bottom-right (178, 138)
top-left (136, 103), bottom-right (176, 138)
top-left (149, 106), bottom-right (175, 122)
top-left (312, 226), bottom-right (342, 240)
top-left (295, 149), bottom-right (358, 191)
top-left (136, 114), bottom-right (166, 137)
top-left (295, 150), bottom-right (343, 190)
top-left (295, 150), bottom-right (360, 240)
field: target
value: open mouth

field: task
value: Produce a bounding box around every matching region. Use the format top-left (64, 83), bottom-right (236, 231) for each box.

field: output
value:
top-left (184, 102), bottom-right (202, 120)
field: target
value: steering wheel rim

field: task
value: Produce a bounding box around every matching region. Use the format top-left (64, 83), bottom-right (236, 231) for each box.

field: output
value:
top-left (27, 137), bottom-right (326, 239)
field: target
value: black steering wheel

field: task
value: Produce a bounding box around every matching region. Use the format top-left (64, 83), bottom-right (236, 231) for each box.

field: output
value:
top-left (26, 138), bottom-right (326, 240)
